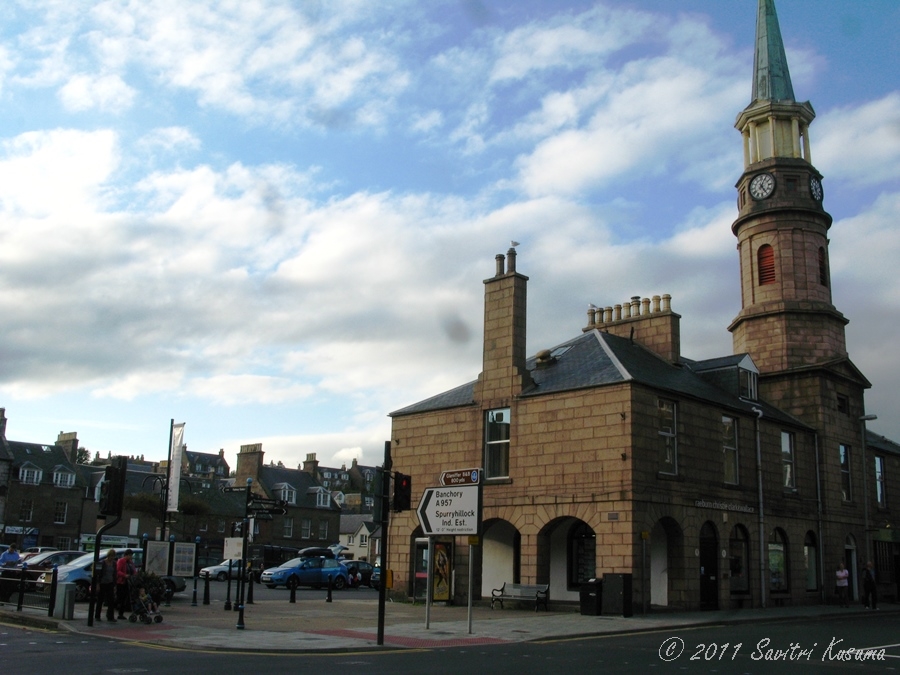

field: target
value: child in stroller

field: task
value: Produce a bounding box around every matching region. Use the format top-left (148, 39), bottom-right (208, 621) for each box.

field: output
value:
top-left (128, 577), bottom-right (163, 624)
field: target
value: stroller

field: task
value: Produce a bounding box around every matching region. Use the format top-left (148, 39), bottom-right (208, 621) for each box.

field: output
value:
top-left (127, 576), bottom-right (163, 624)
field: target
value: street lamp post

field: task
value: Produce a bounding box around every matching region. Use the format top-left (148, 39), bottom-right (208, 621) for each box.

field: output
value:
top-left (860, 414), bottom-right (877, 561)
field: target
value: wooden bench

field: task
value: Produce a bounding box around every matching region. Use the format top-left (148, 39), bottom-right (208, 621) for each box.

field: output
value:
top-left (490, 582), bottom-right (549, 611)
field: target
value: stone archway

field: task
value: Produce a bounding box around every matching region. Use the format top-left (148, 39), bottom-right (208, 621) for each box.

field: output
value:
top-left (650, 517), bottom-right (682, 607)
top-left (481, 518), bottom-right (519, 596)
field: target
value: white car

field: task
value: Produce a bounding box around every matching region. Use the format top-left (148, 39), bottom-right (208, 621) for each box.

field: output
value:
top-left (199, 559), bottom-right (245, 581)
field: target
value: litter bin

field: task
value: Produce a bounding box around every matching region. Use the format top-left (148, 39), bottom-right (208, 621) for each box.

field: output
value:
top-left (580, 579), bottom-right (602, 616)
top-left (602, 573), bottom-right (633, 617)
top-left (54, 582), bottom-right (75, 620)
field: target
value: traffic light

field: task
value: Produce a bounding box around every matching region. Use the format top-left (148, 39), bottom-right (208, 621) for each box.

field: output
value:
top-left (98, 456), bottom-right (127, 517)
top-left (393, 472), bottom-right (411, 512)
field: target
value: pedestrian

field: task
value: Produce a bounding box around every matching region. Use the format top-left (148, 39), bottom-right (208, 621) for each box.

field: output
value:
top-left (835, 561), bottom-right (849, 608)
top-left (95, 549), bottom-right (118, 622)
top-left (862, 561), bottom-right (878, 610)
top-left (0, 544), bottom-right (20, 567)
top-left (115, 549), bottom-right (137, 619)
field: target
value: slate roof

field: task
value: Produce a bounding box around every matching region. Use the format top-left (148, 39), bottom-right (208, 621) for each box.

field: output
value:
top-left (867, 431), bottom-right (900, 458)
top-left (340, 513), bottom-right (375, 535)
top-left (257, 464), bottom-right (339, 510)
top-left (6, 440), bottom-right (85, 486)
top-left (390, 329), bottom-right (809, 430)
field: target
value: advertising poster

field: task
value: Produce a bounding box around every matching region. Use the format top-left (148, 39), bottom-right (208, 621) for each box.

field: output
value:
top-left (432, 541), bottom-right (452, 602)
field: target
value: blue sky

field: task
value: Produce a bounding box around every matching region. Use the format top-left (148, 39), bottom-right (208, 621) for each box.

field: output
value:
top-left (1, 0), bottom-right (898, 471)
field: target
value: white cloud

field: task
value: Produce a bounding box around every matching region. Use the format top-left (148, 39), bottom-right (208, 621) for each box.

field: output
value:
top-left (815, 93), bottom-right (900, 185)
top-left (58, 73), bottom-right (135, 112)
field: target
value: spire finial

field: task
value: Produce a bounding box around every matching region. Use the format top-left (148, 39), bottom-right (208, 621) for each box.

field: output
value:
top-left (752, 0), bottom-right (795, 103)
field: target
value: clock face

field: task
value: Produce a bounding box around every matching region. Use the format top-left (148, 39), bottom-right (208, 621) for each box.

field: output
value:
top-left (809, 176), bottom-right (823, 201)
top-left (749, 173), bottom-right (775, 200)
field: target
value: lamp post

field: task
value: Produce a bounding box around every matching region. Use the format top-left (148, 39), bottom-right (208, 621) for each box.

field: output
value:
top-left (860, 414), bottom-right (877, 561)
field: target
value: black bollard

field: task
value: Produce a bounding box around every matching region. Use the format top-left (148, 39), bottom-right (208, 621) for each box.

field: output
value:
top-left (289, 580), bottom-right (296, 603)
top-left (203, 574), bottom-right (210, 605)
top-left (326, 575), bottom-right (333, 603)
top-left (224, 571), bottom-right (232, 611)
top-left (246, 570), bottom-right (254, 604)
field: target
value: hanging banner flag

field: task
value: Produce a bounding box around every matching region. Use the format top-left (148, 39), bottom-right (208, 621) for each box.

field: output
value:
top-left (167, 421), bottom-right (185, 513)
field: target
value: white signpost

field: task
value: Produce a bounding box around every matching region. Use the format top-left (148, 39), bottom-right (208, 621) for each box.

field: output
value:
top-left (416, 484), bottom-right (480, 536)
top-left (416, 471), bottom-right (483, 634)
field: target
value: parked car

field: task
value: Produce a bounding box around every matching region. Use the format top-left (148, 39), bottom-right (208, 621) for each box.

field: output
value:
top-left (297, 547), bottom-right (335, 559)
top-left (345, 560), bottom-right (375, 587)
top-left (199, 559), bottom-right (245, 581)
top-left (17, 550), bottom-right (83, 571)
top-left (260, 556), bottom-right (349, 590)
top-left (35, 548), bottom-right (186, 602)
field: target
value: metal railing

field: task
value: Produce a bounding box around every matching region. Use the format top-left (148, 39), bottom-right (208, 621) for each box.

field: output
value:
top-left (0, 565), bottom-right (58, 616)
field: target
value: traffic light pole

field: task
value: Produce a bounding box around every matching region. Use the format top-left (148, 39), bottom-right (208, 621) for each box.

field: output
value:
top-left (376, 440), bottom-right (392, 646)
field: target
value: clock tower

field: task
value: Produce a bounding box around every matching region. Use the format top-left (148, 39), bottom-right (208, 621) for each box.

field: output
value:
top-left (728, 0), bottom-right (869, 415)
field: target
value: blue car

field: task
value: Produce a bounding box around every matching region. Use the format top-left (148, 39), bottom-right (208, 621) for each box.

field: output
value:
top-left (260, 556), bottom-right (349, 590)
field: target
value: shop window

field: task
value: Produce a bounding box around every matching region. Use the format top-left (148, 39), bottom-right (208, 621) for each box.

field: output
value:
top-left (803, 531), bottom-right (818, 591)
top-left (729, 525), bottom-right (750, 593)
top-left (568, 522), bottom-right (596, 589)
top-left (768, 528), bottom-right (789, 592)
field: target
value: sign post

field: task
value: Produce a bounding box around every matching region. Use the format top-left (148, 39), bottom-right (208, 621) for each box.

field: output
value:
top-left (416, 469), bottom-right (482, 633)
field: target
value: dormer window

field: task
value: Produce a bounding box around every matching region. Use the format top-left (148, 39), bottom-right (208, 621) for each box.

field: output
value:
top-left (19, 465), bottom-right (42, 485)
top-left (739, 368), bottom-right (758, 400)
top-left (274, 483), bottom-right (297, 505)
top-left (314, 488), bottom-right (331, 508)
top-left (53, 469), bottom-right (75, 488)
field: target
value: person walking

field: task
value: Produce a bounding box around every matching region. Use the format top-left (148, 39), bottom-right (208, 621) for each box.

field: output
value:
top-left (835, 561), bottom-right (850, 608)
top-left (115, 549), bottom-right (137, 619)
top-left (863, 561), bottom-right (878, 610)
top-left (95, 549), bottom-right (118, 622)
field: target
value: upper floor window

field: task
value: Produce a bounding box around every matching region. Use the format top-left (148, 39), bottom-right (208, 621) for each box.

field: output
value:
top-left (658, 399), bottom-right (677, 474)
top-left (484, 408), bottom-right (511, 479)
top-left (283, 517), bottom-right (294, 538)
top-left (275, 483), bottom-right (296, 505)
top-left (839, 444), bottom-right (852, 501)
top-left (723, 415), bottom-right (739, 484)
top-left (875, 456), bottom-right (887, 508)
top-left (54, 501), bottom-right (68, 524)
top-left (360, 534), bottom-right (368, 546)
top-left (739, 369), bottom-right (758, 400)
top-left (19, 466), bottom-right (42, 485)
top-left (19, 499), bottom-right (33, 522)
top-left (781, 431), bottom-right (796, 489)
top-left (316, 490), bottom-right (331, 508)
top-left (758, 244), bottom-right (776, 285)
top-left (301, 518), bottom-right (311, 539)
top-left (53, 470), bottom-right (75, 488)
top-left (318, 521), bottom-right (329, 540)
top-left (836, 395), bottom-right (850, 414)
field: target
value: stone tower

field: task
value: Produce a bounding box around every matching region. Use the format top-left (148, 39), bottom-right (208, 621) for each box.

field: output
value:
top-left (728, 0), bottom-right (870, 421)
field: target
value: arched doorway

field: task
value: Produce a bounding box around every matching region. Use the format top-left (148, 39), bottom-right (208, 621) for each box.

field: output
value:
top-left (650, 517), bottom-right (682, 607)
top-left (481, 519), bottom-right (519, 596)
top-left (537, 517), bottom-right (595, 602)
top-left (699, 521), bottom-right (719, 610)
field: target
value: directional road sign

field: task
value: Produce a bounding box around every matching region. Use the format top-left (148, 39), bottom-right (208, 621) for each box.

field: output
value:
top-left (440, 468), bottom-right (481, 486)
top-left (416, 484), bottom-right (480, 536)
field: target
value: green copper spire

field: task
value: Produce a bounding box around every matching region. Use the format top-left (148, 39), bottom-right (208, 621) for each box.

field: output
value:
top-left (752, 0), bottom-right (795, 102)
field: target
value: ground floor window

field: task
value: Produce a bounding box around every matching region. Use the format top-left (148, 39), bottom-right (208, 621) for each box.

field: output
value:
top-left (769, 528), bottom-right (789, 592)
top-left (803, 531), bottom-right (818, 591)
top-left (729, 525), bottom-right (750, 592)
top-left (568, 522), bottom-right (595, 588)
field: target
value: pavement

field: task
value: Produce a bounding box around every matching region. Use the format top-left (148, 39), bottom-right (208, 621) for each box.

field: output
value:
top-left (1, 588), bottom-right (897, 653)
